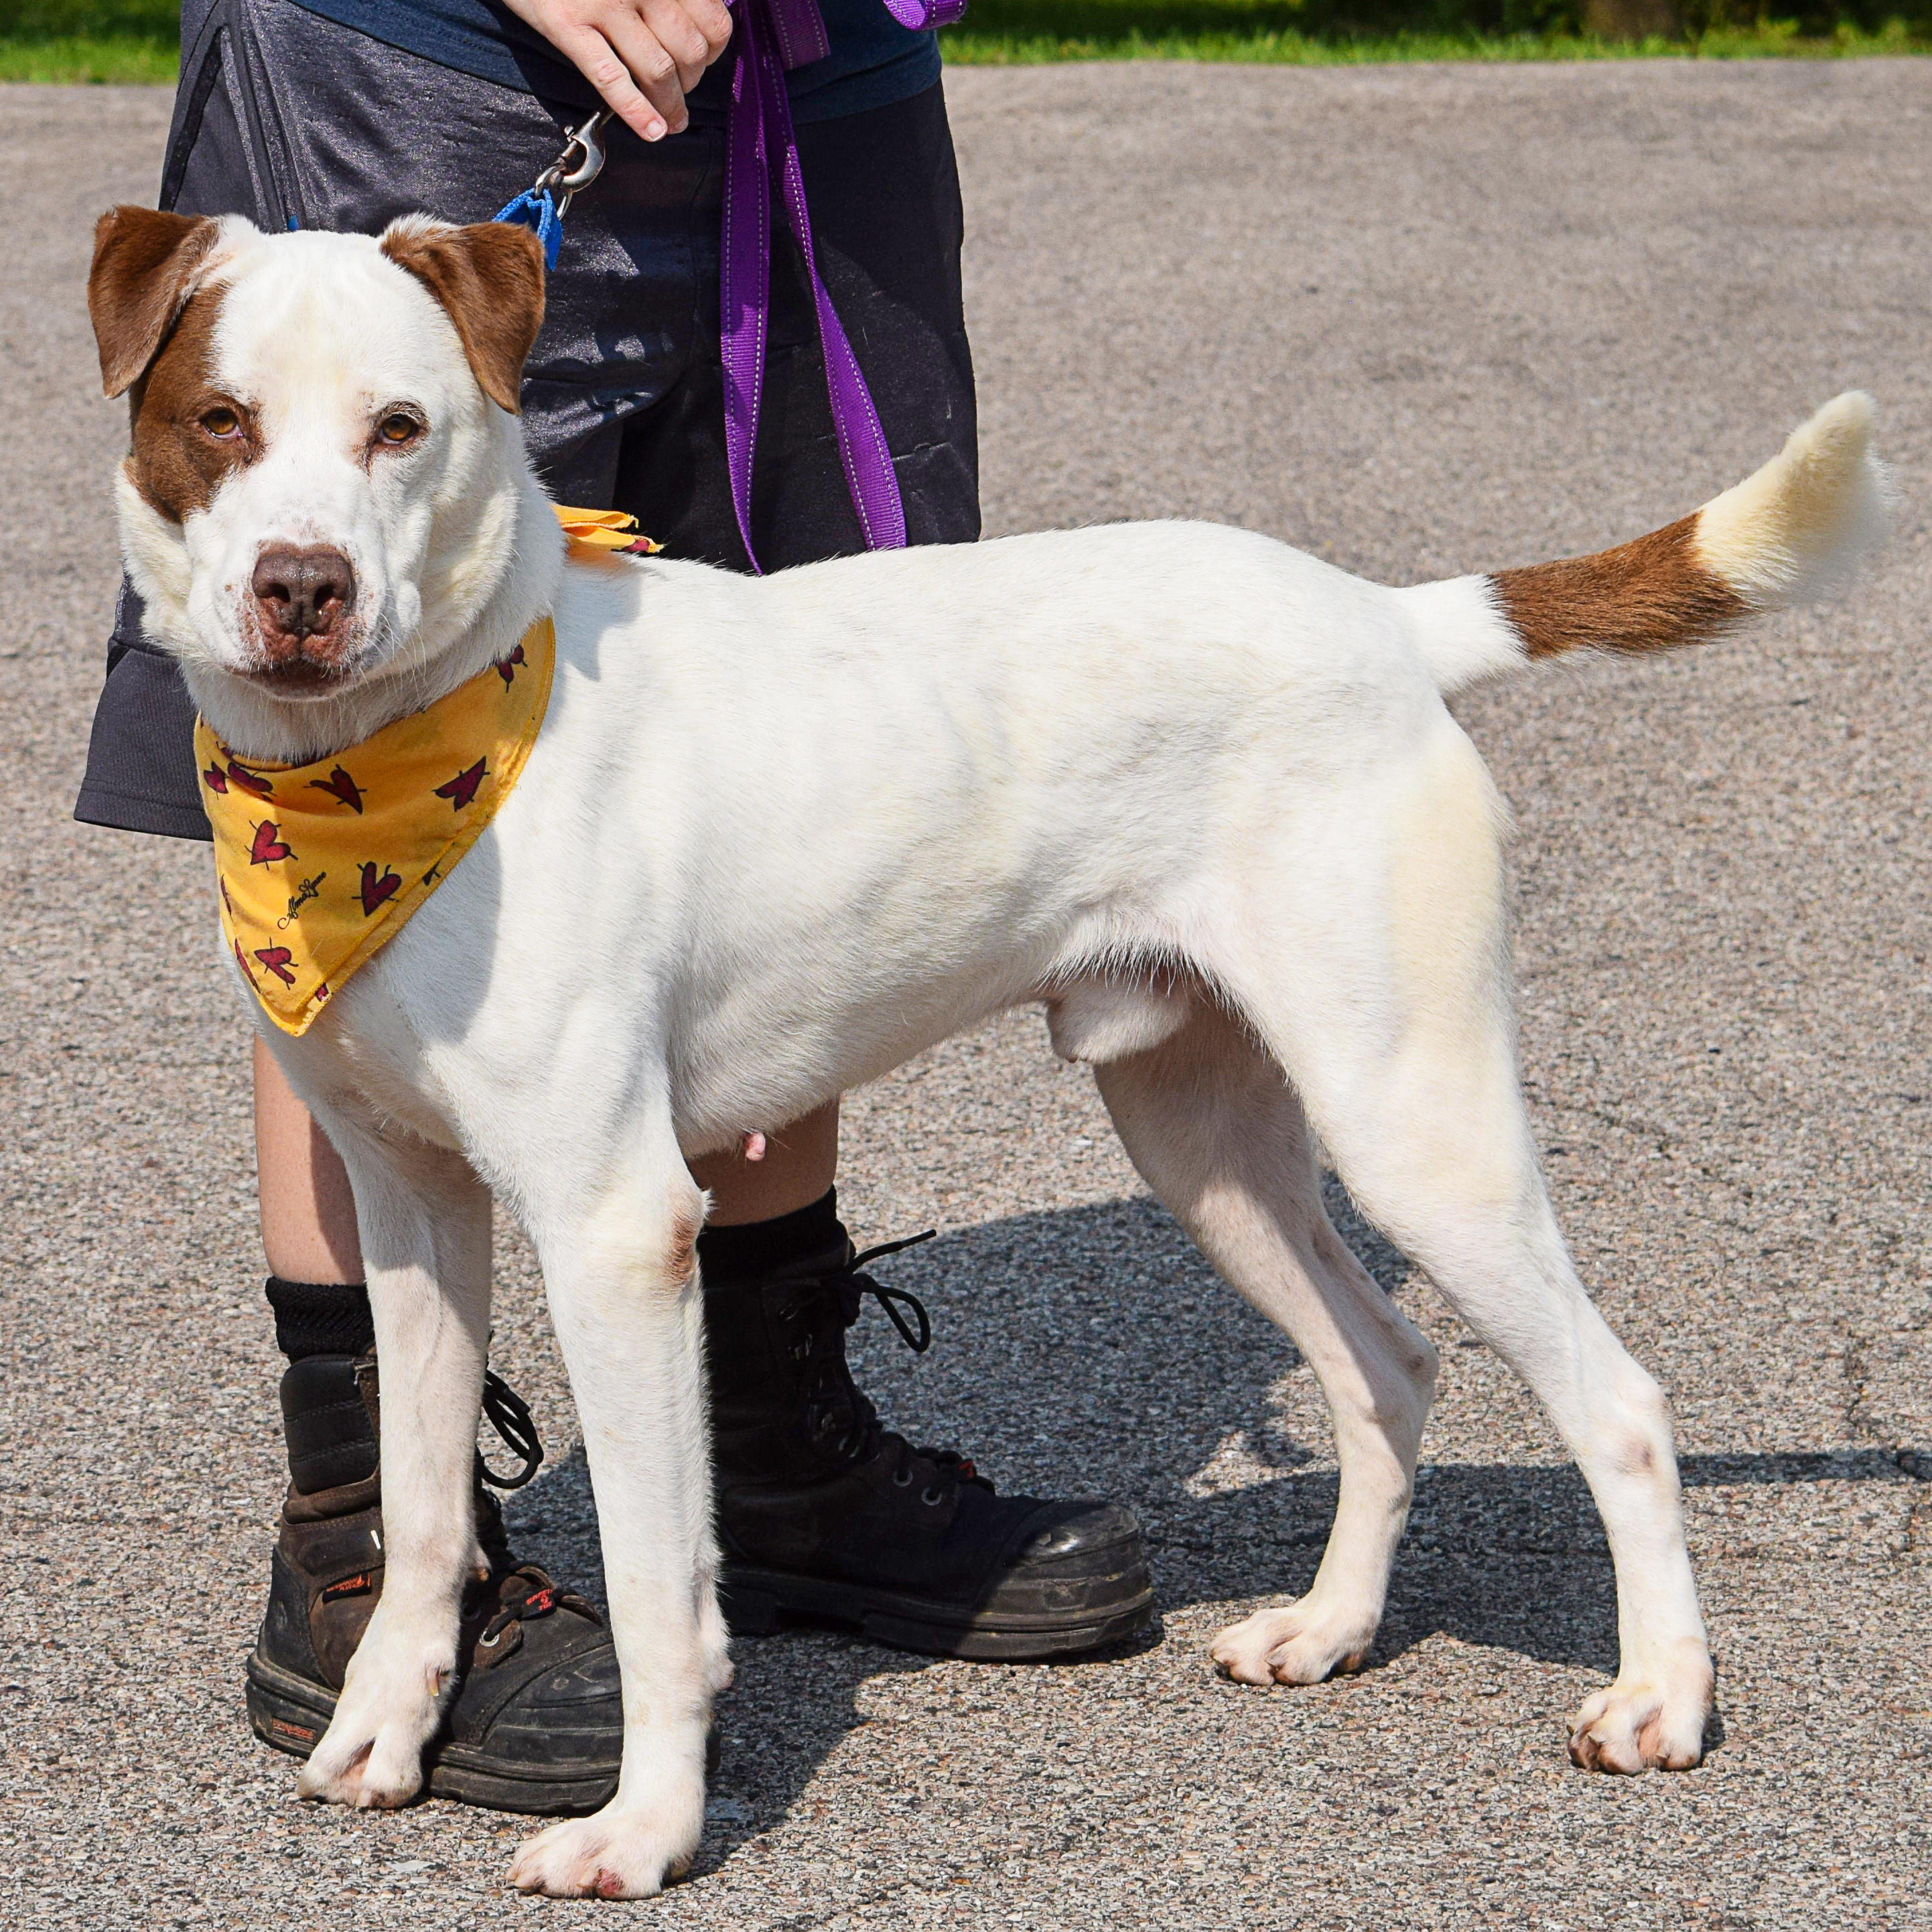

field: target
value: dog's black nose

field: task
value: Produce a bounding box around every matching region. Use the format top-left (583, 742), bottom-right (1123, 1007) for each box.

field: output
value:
top-left (252, 545), bottom-right (355, 641)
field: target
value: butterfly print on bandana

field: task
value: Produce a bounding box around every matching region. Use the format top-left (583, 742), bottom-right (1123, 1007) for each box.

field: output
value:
top-left (434, 758), bottom-right (487, 811)
top-left (253, 945), bottom-right (298, 985)
top-left (309, 765), bottom-right (365, 813)
top-left (496, 644), bottom-right (526, 687)
top-left (358, 861), bottom-right (403, 916)
top-left (250, 821), bottom-right (293, 866)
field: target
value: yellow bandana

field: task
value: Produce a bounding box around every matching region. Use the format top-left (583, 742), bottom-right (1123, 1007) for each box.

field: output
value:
top-left (553, 506), bottom-right (663, 557)
top-left (198, 506), bottom-right (657, 1036)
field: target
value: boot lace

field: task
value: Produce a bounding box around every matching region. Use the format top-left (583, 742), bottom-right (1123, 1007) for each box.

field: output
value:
top-left (346, 1354), bottom-right (581, 1640)
top-left (478, 1369), bottom-right (545, 1490)
top-left (473, 1564), bottom-right (602, 1645)
top-left (356, 1350), bottom-right (546, 1492)
top-left (781, 1231), bottom-right (995, 1501)
top-left (468, 1451), bottom-right (603, 1645)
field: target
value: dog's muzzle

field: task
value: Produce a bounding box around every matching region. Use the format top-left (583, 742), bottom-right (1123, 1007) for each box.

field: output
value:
top-left (251, 544), bottom-right (358, 680)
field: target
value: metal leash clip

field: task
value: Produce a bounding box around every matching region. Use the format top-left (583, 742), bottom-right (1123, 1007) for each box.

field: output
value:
top-left (533, 109), bottom-right (612, 218)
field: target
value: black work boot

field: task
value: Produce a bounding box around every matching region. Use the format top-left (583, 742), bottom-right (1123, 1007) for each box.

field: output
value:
top-left (244, 1279), bottom-right (624, 1815)
top-left (703, 1195), bottom-right (1155, 1660)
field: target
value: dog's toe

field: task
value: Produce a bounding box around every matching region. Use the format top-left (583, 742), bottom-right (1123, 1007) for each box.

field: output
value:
top-left (1210, 1598), bottom-right (1377, 1687)
top-left (1568, 1641), bottom-right (1713, 1774)
top-left (297, 1719), bottom-right (427, 1809)
top-left (294, 1621), bottom-right (450, 1810)
top-left (296, 1738), bottom-right (375, 1807)
top-left (509, 1801), bottom-right (702, 1900)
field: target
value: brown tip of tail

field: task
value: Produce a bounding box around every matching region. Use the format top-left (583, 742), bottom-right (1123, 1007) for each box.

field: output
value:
top-left (1492, 513), bottom-right (1746, 661)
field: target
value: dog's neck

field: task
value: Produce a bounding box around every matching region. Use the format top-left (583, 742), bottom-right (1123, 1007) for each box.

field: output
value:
top-left (184, 468), bottom-right (565, 767)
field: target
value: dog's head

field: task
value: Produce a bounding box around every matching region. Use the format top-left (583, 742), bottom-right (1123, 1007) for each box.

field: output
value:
top-left (88, 208), bottom-right (550, 715)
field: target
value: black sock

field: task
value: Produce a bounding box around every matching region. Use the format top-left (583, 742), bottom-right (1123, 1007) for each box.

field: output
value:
top-left (696, 1187), bottom-right (843, 1284)
top-left (265, 1275), bottom-right (374, 1363)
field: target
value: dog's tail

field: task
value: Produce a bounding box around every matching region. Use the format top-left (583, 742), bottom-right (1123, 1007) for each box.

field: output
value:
top-left (1398, 392), bottom-right (1886, 696)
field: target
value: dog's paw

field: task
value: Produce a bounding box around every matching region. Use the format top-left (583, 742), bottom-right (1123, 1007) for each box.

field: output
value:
top-left (1210, 1596), bottom-right (1378, 1686)
top-left (1567, 1639), bottom-right (1714, 1773)
top-left (508, 1797), bottom-right (705, 1900)
top-left (296, 1620), bottom-right (454, 1809)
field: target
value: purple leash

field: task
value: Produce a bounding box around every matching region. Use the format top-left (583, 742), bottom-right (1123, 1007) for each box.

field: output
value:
top-left (500, 0), bottom-right (965, 575)
top-left (721, 0), bottom-right (963, 570)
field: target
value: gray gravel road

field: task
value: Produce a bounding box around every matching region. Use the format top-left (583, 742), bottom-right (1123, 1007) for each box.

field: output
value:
top-left (3, 59), bottom-right (1929, 1932)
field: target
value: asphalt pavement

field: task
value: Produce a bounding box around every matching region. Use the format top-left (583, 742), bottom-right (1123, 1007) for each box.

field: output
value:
top-left (1, 58), bottom-right (1929, 1932)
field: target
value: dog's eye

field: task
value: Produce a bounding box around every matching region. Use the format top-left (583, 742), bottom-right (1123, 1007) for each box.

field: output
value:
top-left (376, 413), bottom-right (423, 445)
top-left (200, 405), bottom-right (240, 437)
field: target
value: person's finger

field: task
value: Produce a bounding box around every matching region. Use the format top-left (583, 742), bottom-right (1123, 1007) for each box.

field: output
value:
top-left (595, 5), bottom-right (693, 133)
top-left (627, 0), bottom-right (709, 92)
top-left (546, 19), bottom-right (672, 141)
top-left (633, 0), bottom-right (726, 95)
top-left (661, 0), bottom-right (734, 70)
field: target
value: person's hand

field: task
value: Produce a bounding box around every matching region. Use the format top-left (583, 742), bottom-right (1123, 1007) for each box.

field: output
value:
top-left (502, 0), bottom-right (735, 143)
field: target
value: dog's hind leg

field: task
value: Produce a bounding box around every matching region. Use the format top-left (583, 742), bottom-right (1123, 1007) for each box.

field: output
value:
top-left (504, 1139), bottom-right (723, 1901)
top-left (1215, 716), bottom-right (1712, 1771)
top-left (293, 1122), bottom-right (494, 1809)
top-left (1090, 999), bottom-right (1438, 1686)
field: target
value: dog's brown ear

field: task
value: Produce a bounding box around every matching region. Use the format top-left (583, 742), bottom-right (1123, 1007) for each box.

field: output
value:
top-left (89, 206), bottom-right (226, 399)
top-left (381, 220), bottom-right (546, 416)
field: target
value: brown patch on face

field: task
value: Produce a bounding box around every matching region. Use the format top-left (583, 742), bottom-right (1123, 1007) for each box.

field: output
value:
top-left (1493, 514), bottom-right (1746, 661)
top-left (380, 221), bottom-right (546, 415)
top-left (124, 286), bottom-right (260, 523)
top-left (88, 206), bottom-right (225, 399)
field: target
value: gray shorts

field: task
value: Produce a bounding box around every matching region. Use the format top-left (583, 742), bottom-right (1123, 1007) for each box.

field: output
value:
top-left (75, 0), bottom-right (978, 840)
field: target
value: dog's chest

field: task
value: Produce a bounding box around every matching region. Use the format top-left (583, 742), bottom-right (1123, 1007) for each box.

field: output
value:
top-left (303, 998), bottom-right (468, 1155)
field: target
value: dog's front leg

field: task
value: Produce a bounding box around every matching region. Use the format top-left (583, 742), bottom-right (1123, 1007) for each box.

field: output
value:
top-left (295, 1125), bottom-right (492, 1809)
top-left (507, 1163), bottom-right (725, 1900)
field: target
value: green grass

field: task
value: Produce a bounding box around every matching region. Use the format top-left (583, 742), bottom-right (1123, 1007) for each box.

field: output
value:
top-left (0, 0), bottom-right (1923, 77)
top-left (0, 1), bottom-right (174, 79)
top-left (0, 33), bottom-right (174, 79)
top-left (943, 13), bottom-right (1927, 57)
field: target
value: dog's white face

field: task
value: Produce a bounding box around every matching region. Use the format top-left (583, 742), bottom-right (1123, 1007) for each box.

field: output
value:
top-left (89, 209), bottom-right (548, 727)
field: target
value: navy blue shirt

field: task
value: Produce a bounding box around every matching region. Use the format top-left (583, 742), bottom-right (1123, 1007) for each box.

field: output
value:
top-left (287, 0), bottom-right (939, 125)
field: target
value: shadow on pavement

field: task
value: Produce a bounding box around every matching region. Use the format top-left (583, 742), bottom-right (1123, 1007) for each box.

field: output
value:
top-left (497, 1192), bottom-right (1925, 1856)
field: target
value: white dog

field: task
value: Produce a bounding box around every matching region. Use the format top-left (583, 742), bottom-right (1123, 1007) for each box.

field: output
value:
top-left (89, 204), bottom-right (1882, 1898)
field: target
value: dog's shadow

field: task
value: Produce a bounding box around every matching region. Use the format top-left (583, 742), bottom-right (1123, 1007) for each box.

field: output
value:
top-left (498, 1190), bottom-right (1915, 1869)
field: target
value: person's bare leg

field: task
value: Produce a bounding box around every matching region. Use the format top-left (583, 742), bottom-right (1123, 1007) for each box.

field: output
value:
top-left (248, 1037), bottom-right (630, 1808)
top-left (254, 1034), bottom-right (362, 1282)
top-left (689, 1100), bottom-right (840, 1225)
top-left (250, 1071), bottom-right (1153, 1667)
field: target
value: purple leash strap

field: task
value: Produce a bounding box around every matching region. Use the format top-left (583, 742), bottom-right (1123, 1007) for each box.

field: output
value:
top-left (502, 0), bottom-right (966, 575)
top-left (722, 0), bottom-right (964, 571)
top-left (878, 0), bottom-right (968, 27)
